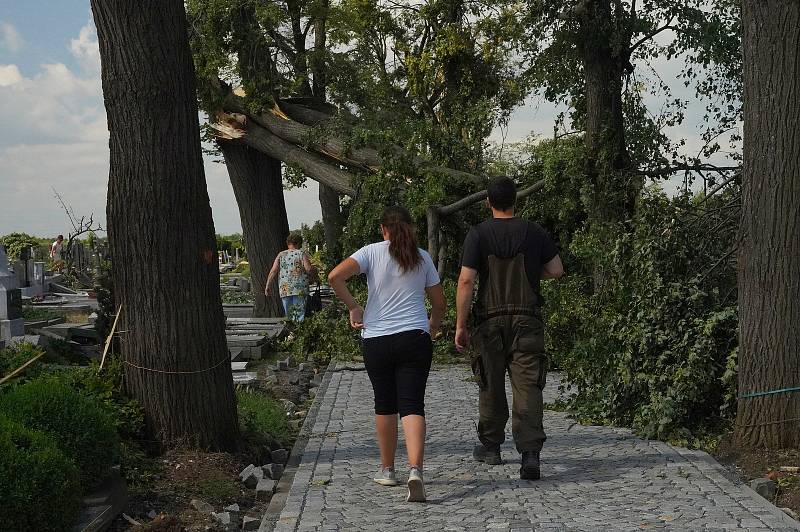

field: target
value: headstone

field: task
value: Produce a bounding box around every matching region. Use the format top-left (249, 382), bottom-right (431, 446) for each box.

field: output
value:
top-left (235, 248), bottom-right (240, 263)
top-left (33, 262), bottom-right (45, 285)
top-left (0, 245), bottom-right (25, 342)
top-left (12, 260), bottom-right (27, 287)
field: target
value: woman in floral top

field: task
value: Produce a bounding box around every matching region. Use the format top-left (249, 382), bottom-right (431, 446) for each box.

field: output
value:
top-left (266, 232), bottom-right (316, 321)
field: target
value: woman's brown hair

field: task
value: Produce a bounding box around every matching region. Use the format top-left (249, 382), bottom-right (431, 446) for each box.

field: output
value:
top-left (381, 206), bottom-right (422, 273)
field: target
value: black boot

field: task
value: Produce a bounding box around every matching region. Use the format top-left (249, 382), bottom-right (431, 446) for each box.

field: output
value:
top-left (520, 451), bottom-right (541, 480)
top-left (473, 443), bottom-right (502, 465)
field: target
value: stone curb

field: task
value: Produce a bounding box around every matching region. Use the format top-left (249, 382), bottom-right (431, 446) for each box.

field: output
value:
top-left (257, 361), bottom-right (337, 532)
top-left (653, 436), bottom-right (800, 529)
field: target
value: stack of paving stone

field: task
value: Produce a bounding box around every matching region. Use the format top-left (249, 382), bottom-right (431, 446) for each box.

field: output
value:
top-left (225, 318), bottom-right (286, 361)
top-left (237, 447), bottom-right (290, 501)
top-left (190, 499), bottom-right (262, 532)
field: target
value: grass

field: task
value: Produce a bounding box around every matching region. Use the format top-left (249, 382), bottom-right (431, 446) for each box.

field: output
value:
top-left (21, 307), bottom-right (66, 322)
top-left (197, 473), bottom-right (239, 501)
top-left (237, 389), bottom-right (295, 448)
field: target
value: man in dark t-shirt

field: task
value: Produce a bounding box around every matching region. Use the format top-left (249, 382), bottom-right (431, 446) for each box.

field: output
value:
top-left (456, 176), bottom-right (563, 480)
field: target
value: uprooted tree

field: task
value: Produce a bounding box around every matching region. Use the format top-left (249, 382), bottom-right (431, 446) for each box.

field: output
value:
top-left (91, 0), bottom-right (240, 450)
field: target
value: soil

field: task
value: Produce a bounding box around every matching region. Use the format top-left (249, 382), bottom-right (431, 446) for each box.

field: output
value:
top-left (108, 358), bottom-right (323, 531)
top-left (713, 434), bottom-right (800, 519)
top-left (110, 449), bottom-right (268, 531)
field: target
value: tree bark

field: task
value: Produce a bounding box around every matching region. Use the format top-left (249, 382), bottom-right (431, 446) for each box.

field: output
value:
top-left (734, 0), bottom-right (800, 448)
top-left (318, 183), bottom-right (344, 261)
top-left (91, 0), bottom-right (239, 449)
top-left (221, 143), bottom-right (288, 317)
top-left (580, 0), bottom-right (633, 291)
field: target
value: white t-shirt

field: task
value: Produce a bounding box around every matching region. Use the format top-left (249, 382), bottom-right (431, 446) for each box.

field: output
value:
top-left (50, 241), bottom-right (62, 260)
top-left (351, 240), bottom-right (440, 339)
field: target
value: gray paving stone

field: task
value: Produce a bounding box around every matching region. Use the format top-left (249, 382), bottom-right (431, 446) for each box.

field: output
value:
top-left (265, 365), bottom-right (800, 531)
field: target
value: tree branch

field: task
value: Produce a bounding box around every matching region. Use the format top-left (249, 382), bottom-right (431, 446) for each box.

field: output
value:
top-left (628, 19), bottom-right (676, 55)
top-left (639, 163), bottom-right (740, 178)
top-left (438, 179), bottom-right (546, 217)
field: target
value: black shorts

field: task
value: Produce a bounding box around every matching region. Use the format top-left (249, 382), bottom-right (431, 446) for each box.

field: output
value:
top-left (362, 329), bottom-right (433, 417)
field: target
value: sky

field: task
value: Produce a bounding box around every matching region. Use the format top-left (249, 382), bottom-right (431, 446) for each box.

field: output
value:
top-left (0, 1), bottom-right (733, 239)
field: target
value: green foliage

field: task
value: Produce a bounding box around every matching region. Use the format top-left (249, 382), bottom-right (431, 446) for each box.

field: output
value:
top-left (237, 388), bottom-right (294, 448)
top-left (0, 232), bottom-right (44, 261)
top-left (283, 290), bottom-right (363, 365)
top-left (0, 342), bottom-right (43, 378)
top-left (301, 221), bottom-right (326, 255)
top-left (546, 187), bottom-right (738, 441)
top-left (221, 289), bottom-right (256, 304)
top-left (21, 306), bottom-right (65, 322)
top-left (0, 415), bottom-right (81, 531)
top-left (216, 233), bottom-right (246, 257)
top-left (431, 279), bottom-right (466, 364)
top-left (0, 377), bottom-right (120, 488)
top-left (94, 259), bottom-right (115, 343)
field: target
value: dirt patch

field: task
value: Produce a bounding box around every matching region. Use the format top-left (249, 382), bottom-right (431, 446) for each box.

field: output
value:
top-left (713, 434), bottom-right (800, 519)
top-left (111, 450), bottom-right (269, 531)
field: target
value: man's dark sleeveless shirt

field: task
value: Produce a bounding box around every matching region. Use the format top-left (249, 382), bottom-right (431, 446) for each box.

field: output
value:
top-left (461, 218), bottom-right (558, 312)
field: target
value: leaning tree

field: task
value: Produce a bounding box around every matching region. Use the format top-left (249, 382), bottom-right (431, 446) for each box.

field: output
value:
top-left (733, 0), bottom-right (800, 448)
top-left (91, 0), bottom-right (239, 449)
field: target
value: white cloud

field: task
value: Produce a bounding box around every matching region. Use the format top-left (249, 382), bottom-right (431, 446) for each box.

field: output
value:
top-left (70, 22), bottom-right (101, 73)
top-left (0, 20), bottom-right (324, 237)
top-left (0, 21), bottom-right (24, 54)
top-left (0, 64), bottom-right (22, 87)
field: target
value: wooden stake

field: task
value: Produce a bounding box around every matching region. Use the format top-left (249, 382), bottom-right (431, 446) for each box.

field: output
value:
top-left (99, 304), bottom-right (122, 371)
top-left (0, 351), bottom-right (46, 386)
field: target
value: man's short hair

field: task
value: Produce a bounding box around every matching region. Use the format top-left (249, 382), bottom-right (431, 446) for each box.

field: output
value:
top-left (57, 235), bottom-right (64, 240)
top-left (487, 176), bottom-right (517, 211)
top-left (286, 232), bottom-right (303, 247)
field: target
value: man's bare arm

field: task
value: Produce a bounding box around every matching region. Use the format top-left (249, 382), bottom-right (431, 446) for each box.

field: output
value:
top-left (541, 254), bottom-right (565, 279)
top-left (455, 266), bottom-right (478, 351)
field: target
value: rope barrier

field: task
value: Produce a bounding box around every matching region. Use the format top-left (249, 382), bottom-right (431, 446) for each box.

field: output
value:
top-left (122, 353), bottom-right (231, 375)
top-left (738, 385), bottom-right (800, 399)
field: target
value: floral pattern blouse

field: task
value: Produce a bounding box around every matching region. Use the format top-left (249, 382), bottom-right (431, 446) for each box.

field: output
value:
top-left (278, 249), bottom-right (309, 298)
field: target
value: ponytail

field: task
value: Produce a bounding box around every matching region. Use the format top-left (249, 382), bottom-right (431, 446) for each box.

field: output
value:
top-left (381, 206), bottom-right (422, 273)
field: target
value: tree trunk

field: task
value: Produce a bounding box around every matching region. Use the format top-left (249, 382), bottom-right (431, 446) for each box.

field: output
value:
top-left (318, 183), bottom-right (344, 261)
top-left (91, 0), bottom-right (239, 450)
top-left (734, 0), bottom-right (800, 448)
top-left (221, 143), bottom-right (288, 317)
top-left (581, 0), bottom-right (632, 292)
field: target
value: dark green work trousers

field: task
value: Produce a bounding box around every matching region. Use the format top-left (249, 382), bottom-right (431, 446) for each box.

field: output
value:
top-left (471, 314), bottom-right (548, 453)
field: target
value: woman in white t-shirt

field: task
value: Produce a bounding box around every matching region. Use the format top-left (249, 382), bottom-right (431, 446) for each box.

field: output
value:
top-left (328, 206), bottom-right (446, 503)
top-left (50, 234), bottom-right (64, 273)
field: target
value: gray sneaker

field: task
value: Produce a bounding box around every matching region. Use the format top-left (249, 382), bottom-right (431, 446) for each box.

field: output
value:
top-left (406, 467), bottom-right (426, 502)
top-left (373, 467), bottom-right (399, 486)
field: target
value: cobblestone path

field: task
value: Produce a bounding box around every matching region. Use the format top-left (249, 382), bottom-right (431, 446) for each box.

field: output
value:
top-left (265, 365), bottom-right (799, 531)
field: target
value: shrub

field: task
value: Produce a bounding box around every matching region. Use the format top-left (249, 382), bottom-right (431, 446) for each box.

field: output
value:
top-left (548, 187), bottom-right (739, 443)
top-left (0, 342), bottom-right (44, 378)
top-left (0, 415), bottom-right (81, 531)
top-left (284, 296), bottom-right (362, 364)
top-left (237, 389), bottom-right (294, 449)
top-left (0, 232), bottom-right (45, 261)
top-left (0, 377), bottom-right (120, 488)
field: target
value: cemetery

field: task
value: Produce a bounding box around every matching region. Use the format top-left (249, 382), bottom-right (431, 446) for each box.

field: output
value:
top-left (1, 0), bottom-right (799, 531)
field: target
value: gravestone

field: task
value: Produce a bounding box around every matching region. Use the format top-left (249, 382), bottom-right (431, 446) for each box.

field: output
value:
top-left (0, 245), bottom-right (25, 342)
